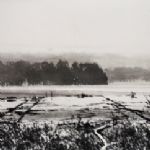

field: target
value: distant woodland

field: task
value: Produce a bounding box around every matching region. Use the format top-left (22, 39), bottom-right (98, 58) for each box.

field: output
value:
top-left (0, 60), bottom-right (108, 85)
top-left (106, 67), bottom-right (150, 82)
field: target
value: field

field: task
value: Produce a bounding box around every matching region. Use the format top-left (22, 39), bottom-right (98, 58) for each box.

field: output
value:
top-left (0, 85), bottom-right (150, 149)
top-left (0, 85), bottom-right (149, 121)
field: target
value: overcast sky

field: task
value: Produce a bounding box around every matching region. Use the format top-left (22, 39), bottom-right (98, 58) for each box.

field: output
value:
top-left (0, 0), bottom-right (150, 56)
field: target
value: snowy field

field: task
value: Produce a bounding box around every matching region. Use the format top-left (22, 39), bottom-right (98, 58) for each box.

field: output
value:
top-left (0, 84), bottom-right (149, 122)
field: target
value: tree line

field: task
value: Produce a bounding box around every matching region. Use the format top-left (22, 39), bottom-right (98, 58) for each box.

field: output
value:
top-left (0, 60), bottom-right (108, 85)
top-left (105, 67), bottom-right (150, 82)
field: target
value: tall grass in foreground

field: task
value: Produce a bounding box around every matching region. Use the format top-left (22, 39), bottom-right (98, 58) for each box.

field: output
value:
top-left (0, 120), bottom-right (150, 150)
top-left (103, 121), bottom-right (150, 150)
top-left (0, 121), bottom-right (103, 150)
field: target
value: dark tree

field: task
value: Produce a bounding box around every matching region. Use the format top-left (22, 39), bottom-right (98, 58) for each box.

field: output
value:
top-left (0, 60), bottom-right (108, 85)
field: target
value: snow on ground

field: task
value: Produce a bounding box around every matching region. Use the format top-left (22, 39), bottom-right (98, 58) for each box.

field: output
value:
top-left (0, 98), bottom-right (24, 110)
top-left (0, 94), bottom-right (146, 113)
top-left (32, 94), bottom-right (148, 112)
top-left (107, 94), bottom-right (147, 110)
top-left (32, 97), bottom-right (108, 111)
top-left (0, 84), bottom-right (149, 121)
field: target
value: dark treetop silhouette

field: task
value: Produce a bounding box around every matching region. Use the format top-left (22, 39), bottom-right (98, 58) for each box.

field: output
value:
top-left (0, 60), bottom-right (108, 85)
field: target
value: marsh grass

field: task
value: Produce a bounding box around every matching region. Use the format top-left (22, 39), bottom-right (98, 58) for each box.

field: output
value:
top-left (0, 121), bottom-right (103, 150)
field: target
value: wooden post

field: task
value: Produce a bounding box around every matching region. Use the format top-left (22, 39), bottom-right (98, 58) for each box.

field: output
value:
top-left (51, 91), bottom-right (53, 101)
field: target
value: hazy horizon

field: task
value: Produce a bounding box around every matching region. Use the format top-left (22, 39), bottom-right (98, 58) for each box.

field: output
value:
top-left (0, 51), bottom-right (150, 69)
top-left (0, 0), bottom-right (150, 57)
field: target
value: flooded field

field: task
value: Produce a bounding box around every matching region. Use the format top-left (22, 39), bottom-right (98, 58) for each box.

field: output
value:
top-left (0, 84), bottom-right (149, 123)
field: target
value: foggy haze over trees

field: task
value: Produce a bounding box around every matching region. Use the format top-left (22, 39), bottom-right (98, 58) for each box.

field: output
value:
top-left (0, 55), bottom-right (150, 85)
top-left (106, 67), bottom-right (150, 82)
top-left (0, 60), bottom-right (108, 86)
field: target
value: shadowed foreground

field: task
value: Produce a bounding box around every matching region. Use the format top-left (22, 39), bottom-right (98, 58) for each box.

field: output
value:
top-left (0, 120), bottom-right (150, 150)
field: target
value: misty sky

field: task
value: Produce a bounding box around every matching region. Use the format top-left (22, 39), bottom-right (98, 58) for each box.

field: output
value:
top-left (0, 0), bottom-right (150, 56)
